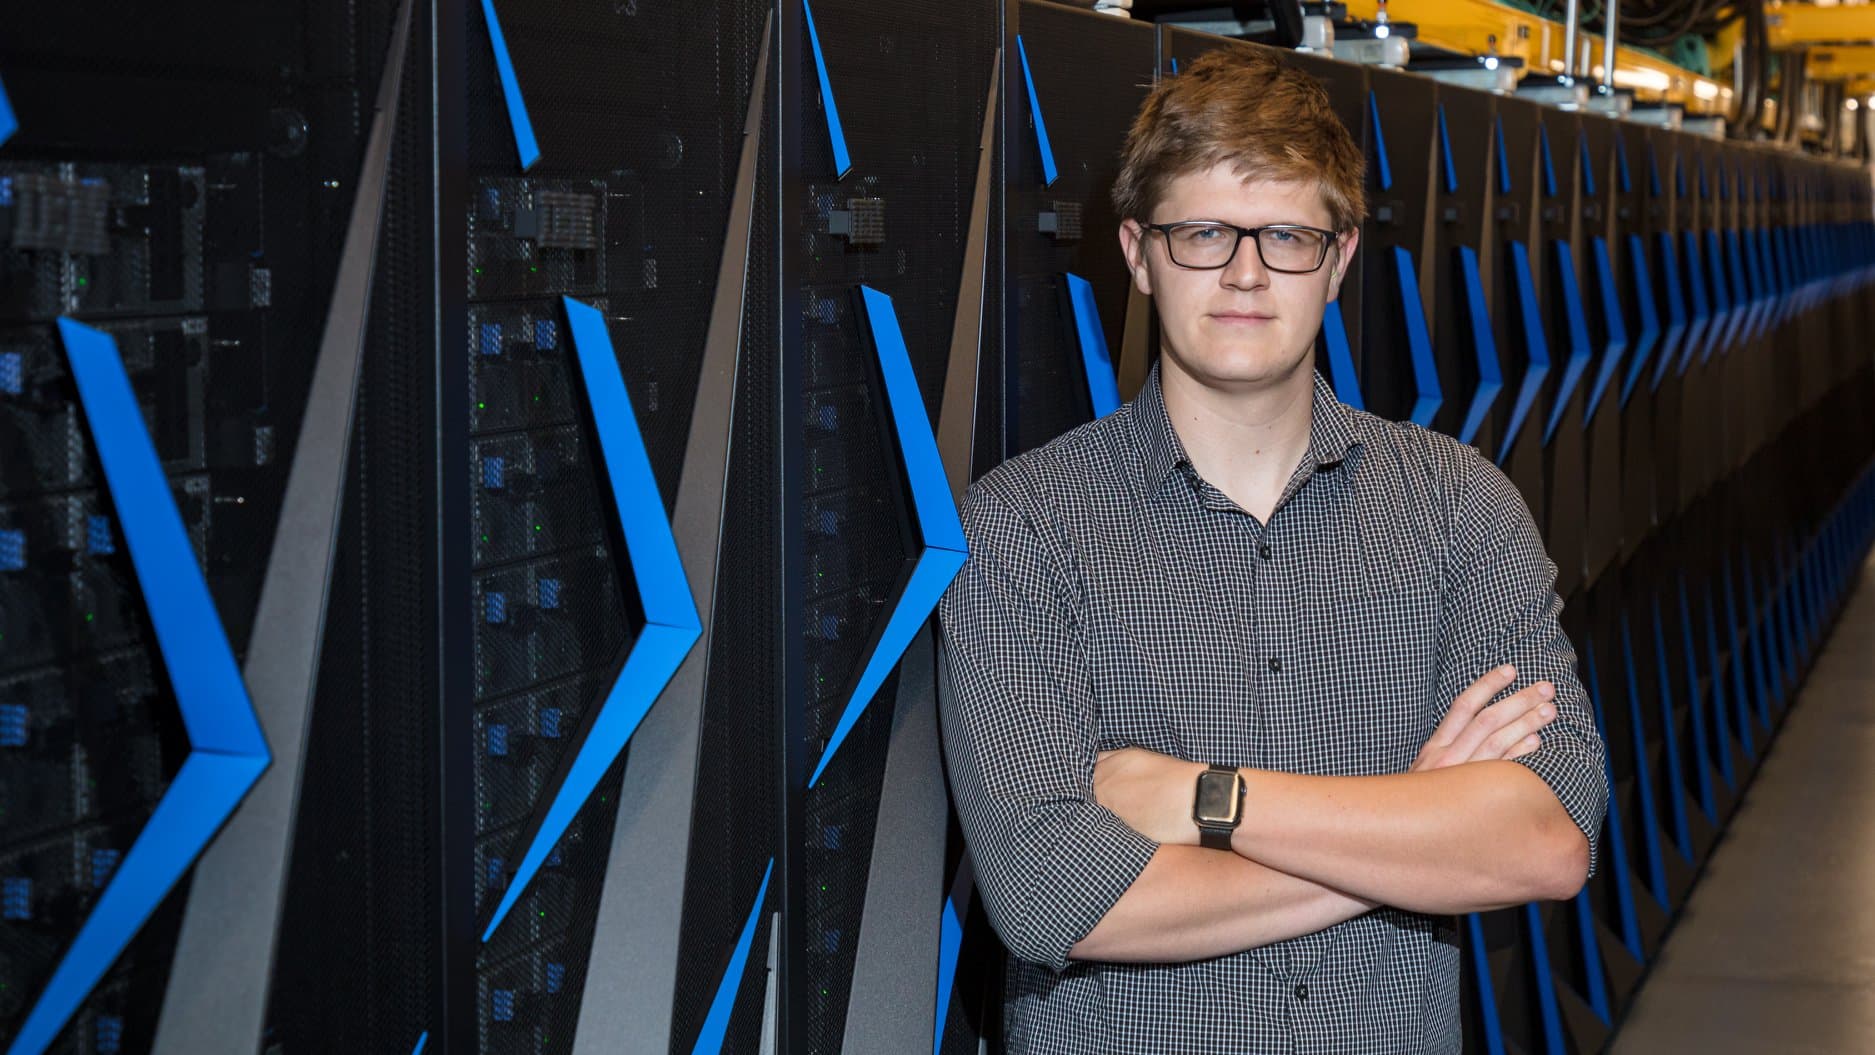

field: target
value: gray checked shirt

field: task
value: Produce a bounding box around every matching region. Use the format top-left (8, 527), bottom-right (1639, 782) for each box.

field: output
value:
top-left (936, 364), bottom-right (1609, 1054)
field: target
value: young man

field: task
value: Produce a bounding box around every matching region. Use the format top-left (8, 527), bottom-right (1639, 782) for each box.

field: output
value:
top-left (936, 48), bottom-right (1609, 1053)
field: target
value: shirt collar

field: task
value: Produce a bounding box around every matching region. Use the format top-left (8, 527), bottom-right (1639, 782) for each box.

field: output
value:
top-left (1128, 360), bottom-right (1364, 499)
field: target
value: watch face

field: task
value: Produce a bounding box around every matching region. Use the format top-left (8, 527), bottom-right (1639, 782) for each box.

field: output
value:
top-left (1195, 771), bottom-right (1241, 826)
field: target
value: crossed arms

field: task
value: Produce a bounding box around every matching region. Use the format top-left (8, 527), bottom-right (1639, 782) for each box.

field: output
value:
top-left (934, 462), bottom-right (1610, 971)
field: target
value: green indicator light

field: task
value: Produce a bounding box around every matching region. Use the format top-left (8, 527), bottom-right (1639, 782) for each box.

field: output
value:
top-left (477, 401), bottom-right (486, 410)
top-left (85, 612), bottom-right (94, 623)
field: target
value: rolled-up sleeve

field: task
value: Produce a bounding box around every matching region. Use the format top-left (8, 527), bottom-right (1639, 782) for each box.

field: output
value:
top-left (936, 481), bottom-right (1159, 971)
top-left (1437, 450), bottom-right (1611, 876)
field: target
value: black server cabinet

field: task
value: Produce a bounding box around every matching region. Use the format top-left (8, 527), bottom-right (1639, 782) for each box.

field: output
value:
top-left (446, 2), bottom-right (774, 1053)
top-left (1283, 50), bottom-right (1369, 413)
top-left (1006, 1), bottom-right (1155, 457)
top-left (1535, 107), bottom-right (1590, 600)
top-left (0, 4), bottom-right (420, 1053)
top-left (1358, 67), bottom-right (1442, 430)
top-left (1577, 111), bottom-right (1626, 590)
top-left (1615, 121), bottom-right (1666, 568)
top-left (1488, 94), bottom-right (1550, 540)
top-left (1430, 84), bottom-right (1503, 459)
top-left (787, 1), bottom-right (997, 1052)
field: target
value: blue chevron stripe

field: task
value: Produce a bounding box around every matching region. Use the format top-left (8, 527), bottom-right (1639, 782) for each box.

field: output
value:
top-left (1687, 577), bottom-right (1734, 790)
top-left (1711, 573), bottom-right (1753, 761)
top-left (1677, 230), bottom-right (1708, 375)
top-left (692, 860), bottom-right (774, 1055)
top-left (1578, 137), bottom-right (1596, 199)
top-left (1616, 135), bottom-right (1632, 195)
top-left (1620, 234), bottom-right (1660, 407)
top-left (1582, 640), bottom-right (1645, 961)
top-left (1392, 247), bottom-right (1440, 426)
top-left (1573, 888), bottom-right (1611, 1024)
top-left (1676, 581), bottom-right (1720, 813)
top-left (1437, 104), bottom-right (1457, 194)
top-left (412, 1033), bottom-right (430, 1055)
top-left (935, 890), bottom-right (965, 1054)
top-left (1495, 117), bottom-right (1511, 195)
top-left (11, 321), bottom-right (272, 1055)
top-left (1542, 240), bottom-right (1592, 444)
top-left (1651, 233), bottom-right (1686, 391)
top-left (809, 286), bottom-right (967, 788)
top-left (803, 0), bottom-right (852, 179)
top-left (1524, 904), bottom-right (1567, 1054)
top-left (1369, 92), bottom-right (1392, 191)
top-left (1582, 236), bottom-right (1627, 426)
top-left (0, 72), bottom-right (15, 148)
top-left (1465, 914), bottom-right (1507, 1055)
top-left (1456, 246), bottom-right (1501, 445)
top-left (1496, 241), bottom-right (1549, 465)
top-left (1702, 231), bottom-right (1729, 362)
top-left (1650, 598), bottom-right (1695, 859)
top-left (1066, 273), bottom-right (1120, 418)
top-left (477, 0), bottom-right (539, 171)
top-left (1539, 123), bottom-right (1557, 198)
top-left (1621, 616), bottom-right (1671, 906)
top-left (1321, 300), bottom-right (1364, 410)
top-left (1016, 36), bottom-right (1058, 187)
top-left (482, 297), bottom-right (701, 942)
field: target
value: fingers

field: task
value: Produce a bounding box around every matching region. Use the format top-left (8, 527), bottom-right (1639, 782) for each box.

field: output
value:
top-left (1476, 694), bottom-right (1558, 760)
top-left (1443, 679), bottom-right (1554, 762)
top-left (1425, 665), bottom-right (1519, 749)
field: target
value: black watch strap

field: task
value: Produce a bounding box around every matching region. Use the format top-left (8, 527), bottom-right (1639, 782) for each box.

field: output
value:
top-left (1194, 764), bottom-right (1244, 850)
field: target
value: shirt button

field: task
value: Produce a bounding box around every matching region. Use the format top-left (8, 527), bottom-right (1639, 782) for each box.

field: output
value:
top-left (1268, 657), bottom-right (1283, 674)
top-left (1258, 543), bottom-right (1273, 560)
top-left (1294, 984), bottom-right (1309, 1001)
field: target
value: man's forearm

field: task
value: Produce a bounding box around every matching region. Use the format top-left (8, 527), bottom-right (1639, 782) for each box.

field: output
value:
top-left (1068, 845), bottom-right (1376, 964)
top-left (1230, 761), bottom-right (1588, 913)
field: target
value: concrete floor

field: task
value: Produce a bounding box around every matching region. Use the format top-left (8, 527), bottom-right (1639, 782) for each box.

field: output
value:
top-left (1611, 555), bottom-right (1875, 1054)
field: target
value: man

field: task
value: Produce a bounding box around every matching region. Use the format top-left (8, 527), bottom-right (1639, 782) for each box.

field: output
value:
top-left (936, 47), bottom-right (1609, 1053)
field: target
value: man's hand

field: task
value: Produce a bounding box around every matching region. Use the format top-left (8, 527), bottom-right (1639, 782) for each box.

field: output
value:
top-left (1093, 747), bottom-right (1206, 846)
top-left (1411, 664), bottom-right (1556, 772)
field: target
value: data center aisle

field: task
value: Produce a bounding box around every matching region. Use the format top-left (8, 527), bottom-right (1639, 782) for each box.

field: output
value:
top-left (1610, 552), bottom-right (1875, 1053)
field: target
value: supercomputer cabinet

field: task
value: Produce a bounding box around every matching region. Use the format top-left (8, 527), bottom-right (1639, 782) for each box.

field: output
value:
top-left (1005, 0), bottom-right (1155, 455)
top-left (1430, 83), bottom-right (1505, 460)
top-left (1490, 92), bottom-right (1552, 534)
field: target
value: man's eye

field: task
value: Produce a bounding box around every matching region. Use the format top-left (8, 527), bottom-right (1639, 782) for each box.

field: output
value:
top-left (1186, 226), bottom-right (1225, 241)
top-left (1269, 230), bottom-right (1298, 244)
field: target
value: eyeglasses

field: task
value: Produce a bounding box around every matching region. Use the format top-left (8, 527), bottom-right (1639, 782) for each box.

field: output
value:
top-left (1142, 221), bottom-right (1338, 274)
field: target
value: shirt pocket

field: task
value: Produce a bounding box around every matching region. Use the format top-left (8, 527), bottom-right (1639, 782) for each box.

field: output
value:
top-left (1291, 573), bottom-right (1443, 776)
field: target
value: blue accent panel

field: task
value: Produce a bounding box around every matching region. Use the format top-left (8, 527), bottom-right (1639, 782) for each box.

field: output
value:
top-left (1391, 247), bottom-right (1440, 426)
top-left (808, 287), bottom-right (967, 788)
top-left (1616, 136), bottom-right (1632, 196)
top-left (1523, 903), bottom-right (1567, 1055)
top-left (0, 72), bottom-right (14, 148)
top-left (1702, 231), bottom-right (1730, 362)
top-left (1465, 915), bottom-right (1508, 1055)
top-left (1739, 553), bottom-right (1772, 731)
top-left (1368, 92), bottom-right (1392, 191)
top-left (1542, 241), bottom-right (1592, 444)
top-left (1620, 235), bottom-right (1660, 407)
top-left (1651, 233), bottom-right (1685, 391)
top-left (803, 0), bottom-right (852, 179)
top-left (1725, 562), bottom-right (1755, 760)
top-left (1065, 273), bottom-right (1120, 418)
top-left (1539, 123), bottom-right (1557, 198)
top-left (1648, 143), bottom-right (1662, 199)
top-left (1495, 117), bottom-right (1511, 195)
top-left (691, 859), bottom-right (774, 1055)
top-left (1678, 231), bottom-right (1709, 375)
top-left (1676, 157), bottom-right (1686, 198)
top-left (1320, 301), bottom-right (1363, 410)
top-left (1650, 599), bottom-right (1694, 861)
top-left (0, 350), bottom-right (20, 394)
top-left (1689, 579), bottom-right (1736, 788)
top-left (1456, 246), bottom-right (1501, 445)
top-left (1579, 138), bottom-right (1596, 198)
top-left (935, 894), bottom-right (964, 1055)
top-left (481, 298), bottom-right (701, 942)
top-left (1582, 237), bottom-right (1627, 426)
top-left (12, 321), bottom-right (273, 1055)
top-left (0, 528), bottom-right (22, 571)
top-left (1583, 641), bottom-right (1646, 960)
top-left (1621, 616), bottom-right (1671, 906)
top-left (1726, 230), bottom-right (1752, 346)
top-left (412, 1033), bottom-right (430, 1055)
top-left (1574, 885), bottom-right (1613, 1026)
top-left (1437, 105), bottom-right (1457, 193)
top-left (1016, 37), bottom-right (1058, 187)
top-left (1496, 241), bottom-right (1549, 465)
top-left (477, 0), bottom-right (540, 171)
top-left (1170, 57), bottom-right (1179, 74)
top-left (1674, 585), bottom-right (1718, 818)
top-left (0, 704), bottom-right (26, 747)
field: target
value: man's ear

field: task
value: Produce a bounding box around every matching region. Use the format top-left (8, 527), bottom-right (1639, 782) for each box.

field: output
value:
top-left (1325, 227), bottom-right (1360, 301)
top-left (1119, 218), bottom-right (1154, 297)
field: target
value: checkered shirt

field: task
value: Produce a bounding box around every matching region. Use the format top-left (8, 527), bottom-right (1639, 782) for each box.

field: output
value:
top-left (936, 364), bottom-right (1609, 1054)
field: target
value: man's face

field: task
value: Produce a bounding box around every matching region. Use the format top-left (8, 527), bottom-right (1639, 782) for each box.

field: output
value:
top-left (1119, 163), bottom-right (1357, 393)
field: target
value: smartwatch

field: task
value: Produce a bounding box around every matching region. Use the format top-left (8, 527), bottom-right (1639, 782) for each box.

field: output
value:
top-left (1192, 764), bottom-right (1246, 850)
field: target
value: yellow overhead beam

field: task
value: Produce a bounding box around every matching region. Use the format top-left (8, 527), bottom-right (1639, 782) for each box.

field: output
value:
top-left (1809, 44), bottom-right (1875, 80)
top-left (1766, 2), bottom-right (1875, 50)
top-left (1338, 0), bottom-right (1733, 114)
